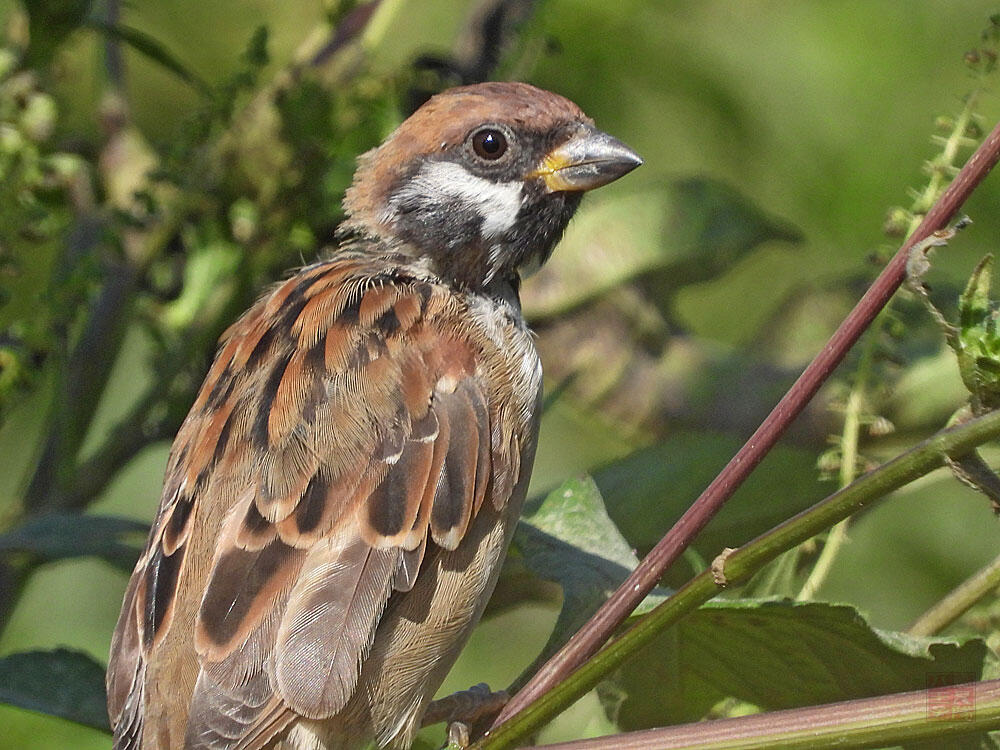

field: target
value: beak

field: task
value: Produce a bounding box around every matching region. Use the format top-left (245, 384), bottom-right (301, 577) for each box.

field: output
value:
top-left (529, 125), bottom-right (643, 193)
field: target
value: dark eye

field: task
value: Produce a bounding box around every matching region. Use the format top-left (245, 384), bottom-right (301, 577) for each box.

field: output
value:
top-left (471, 128), bottom-right (508, 160)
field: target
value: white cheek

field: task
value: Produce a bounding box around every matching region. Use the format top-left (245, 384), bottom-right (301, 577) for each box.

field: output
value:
top-left (477, 180), bottom-right (524, 239)
top-left (409, 161), bottom-right (524, 239)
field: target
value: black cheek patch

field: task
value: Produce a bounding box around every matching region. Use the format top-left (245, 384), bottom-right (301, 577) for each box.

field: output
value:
top-left (396, 194), bottom-right (485, 253)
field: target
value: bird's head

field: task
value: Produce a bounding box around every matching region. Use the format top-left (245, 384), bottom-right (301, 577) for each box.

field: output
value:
top-left (343, 81), bottom-right (642, 289)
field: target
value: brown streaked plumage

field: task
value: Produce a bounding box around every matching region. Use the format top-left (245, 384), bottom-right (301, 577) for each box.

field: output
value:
top-left (107, 82), bottom-right (640, 750)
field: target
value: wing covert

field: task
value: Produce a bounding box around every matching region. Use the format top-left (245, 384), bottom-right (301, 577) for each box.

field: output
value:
top-left (109, 256), bottom-right (530, 749)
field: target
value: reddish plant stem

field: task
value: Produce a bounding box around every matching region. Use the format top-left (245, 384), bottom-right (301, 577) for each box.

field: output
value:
top-left (524, 679), bottom-right (1000, 749)
top-left (493, 119), bottom-right (1000, 728)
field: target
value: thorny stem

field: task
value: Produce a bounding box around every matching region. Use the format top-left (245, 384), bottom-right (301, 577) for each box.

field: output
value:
top-left (910, 548), bottom-right (1000, 637)
top-left (796, 386), bottom-right (864, 600)
top-left (489, 115), bottom-right (1000, 740)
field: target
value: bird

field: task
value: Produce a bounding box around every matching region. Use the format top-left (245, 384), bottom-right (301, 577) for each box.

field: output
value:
top-left (106, 81), bottom-right (641, 750)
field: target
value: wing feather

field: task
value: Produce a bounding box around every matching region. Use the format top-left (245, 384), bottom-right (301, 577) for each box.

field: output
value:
top-left (107, 571), bottom-right (145, 749)
top-left (108, 257), bottom-right (532, 749)
top-left (274, 534), bottom-right (400, 717)
top-left (429, 385), bottom-right (480, 550)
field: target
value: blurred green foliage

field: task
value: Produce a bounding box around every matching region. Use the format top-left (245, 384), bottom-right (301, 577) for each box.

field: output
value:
top-left (3, 0), bottom-right (1000, 748)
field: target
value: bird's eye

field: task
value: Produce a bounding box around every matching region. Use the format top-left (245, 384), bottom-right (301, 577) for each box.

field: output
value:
top-left (471, 128), bottom-right (508, 160)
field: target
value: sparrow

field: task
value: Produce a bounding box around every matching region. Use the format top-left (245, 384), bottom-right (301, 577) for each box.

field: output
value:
top-left (106, 81), bottom-right (641, 750)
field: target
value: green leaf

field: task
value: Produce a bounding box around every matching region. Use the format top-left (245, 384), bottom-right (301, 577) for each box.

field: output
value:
top-left (22, 0), bottom-right (95, 66)
top-left (510, 477), bottom-right (670, 688)
top-left (594, 434), bottom-right (825, 567)
top-left (959, 255), bottom-right (994, 332)
top-left (161, 239), bottom-right (242, 333)
top-left (955, 255), bottom-right (1000, 408)
top-left (0, 649), bottom-right (110, 732)
top-left (85, 21), bottom-right (211, 95)
top-left (613, 599), bottom-right (996, 729)
top-left (523, 177), bottom-right (801, 320)
top-left (0, 513), bottom-right (147, 572)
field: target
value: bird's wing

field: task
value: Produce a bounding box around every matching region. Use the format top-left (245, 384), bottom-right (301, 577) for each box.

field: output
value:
top-left (107, 257), bottom-right (529, 749)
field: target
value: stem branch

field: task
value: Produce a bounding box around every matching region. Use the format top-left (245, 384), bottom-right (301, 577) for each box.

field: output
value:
top-left (492, 116), bottom-right (1000, 730)
top-left (476, 387), bottom-right (1000, 749)
top-left (527, 679), bottom-right (1000, 750)
top-left (910, 548), bottom-right (1000, 636)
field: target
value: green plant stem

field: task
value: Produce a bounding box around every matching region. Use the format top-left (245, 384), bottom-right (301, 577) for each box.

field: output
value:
top-left (54, 383), bottom-right (176, 511)
top-left (23, 258), bottom-right (139, 510)
top-left (910, 548), bottom-right (1000, 637)
top-left (103, 0), bottom-right (124, 92)
top-left (910, 89), bottom-right (980, 227)
top-left (799, 76), bottom-right (988, 603)
top-left (473, 407), bottom-right (1000, 750)
top-left (802, 85), bottom-right (989, 601)
top-left (796, 506), bottom-right (849, 601)
top-left (798, 343), bottom-right (873, 599)
top-left (360, 0), bottom-right (405, 52)
top-left (838, 382), bottom-right (865, 490)
top-left (526, 679), bottom-right (1000, 749)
